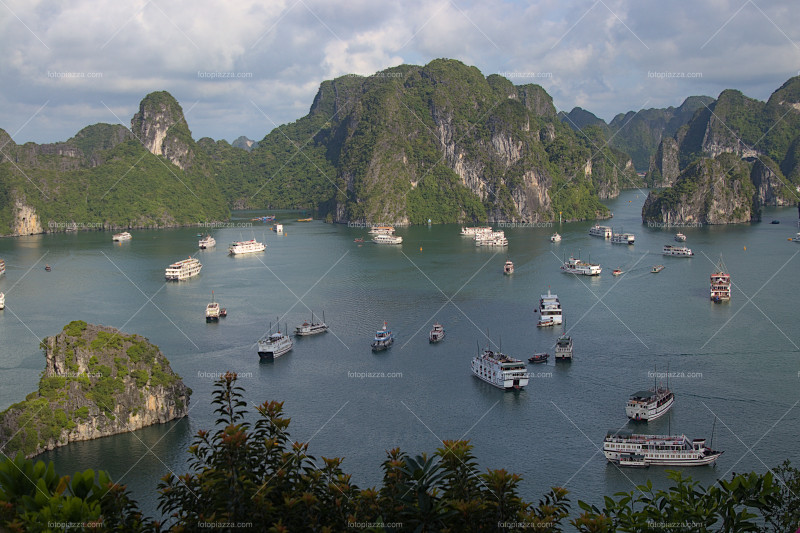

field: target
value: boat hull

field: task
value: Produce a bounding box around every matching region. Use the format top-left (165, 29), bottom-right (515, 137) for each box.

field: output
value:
top-left (258, 344), bottom-right (293, 359)
top-left (604, 451), bottom-right (722, 466)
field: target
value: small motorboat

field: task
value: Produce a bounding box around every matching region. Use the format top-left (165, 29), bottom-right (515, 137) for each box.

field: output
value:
top-left (429, 323), bottom-right (445, 343)
top-left (528, 353), bottom-right (549, 364)
top-left (652, 265), bottom-right (665, 273)
top-left (354, 238), bottom-right (364, 243)
top-left (503, 260), bottom-right (514, 275)
top-left (537, 317), bottom-right (555, 327)
top-left (550, 233), bottom-right (561, 243)
top-left (618, 453), bottom-right (649, 468)
top-left (220, 308), bottom-right (227, 318)
top-left (674, 233), bottom-right (687, 242)
top-left (771, 220), bottom-right (780, 224)
top-left (44, 264), bottom-right (51, 272)
top-left (612, 269), bottom-right (623, 276)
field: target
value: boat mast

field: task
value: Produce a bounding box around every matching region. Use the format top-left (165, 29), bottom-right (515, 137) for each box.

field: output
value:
top-left (710, 416), bottom-right (717, 450)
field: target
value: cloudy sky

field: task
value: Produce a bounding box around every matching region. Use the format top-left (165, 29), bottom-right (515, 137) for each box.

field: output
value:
top-left (1, 0), bottom-right (798, 144)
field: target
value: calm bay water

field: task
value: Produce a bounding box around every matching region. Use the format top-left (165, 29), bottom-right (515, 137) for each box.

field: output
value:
top-left (1, 189), bottom-right (799, 519)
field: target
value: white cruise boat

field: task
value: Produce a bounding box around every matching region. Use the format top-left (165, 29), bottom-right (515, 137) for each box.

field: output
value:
top-left (295, 312), bottom-right (328, 336)
top-left (538, 290), bottom-right (563, 326)
top-left (611, 233), bottom-right (635, 245)
top-left (368, 225), bottom-right (396, 235)
top-left (461, 226), bottom-right (492, 236)
top-left (675, 233), bottom-right (687, 242)
top-left (475, 231), bottom-right (508, 246)
top-left (229, 239), bottom-right (266, 255)
top-left (471, 347), bottom-right (529, 390)
top-left (165, 257), bottom-right (202, 281)
top-left (550, 233), bottom-right (561, 242)
top-left (560, 256), bottom-right (601, 275)
top-left (603, 430), bottom-right (722, 466)
top-left (710, 257), bottom-right (731, 302)
top-left (112, 231), bottom-right (132, 241)
top-left (663, 244), bottom-right (693, 257)
top-left (626, 385), bottom-right (674, 422)
top-left (554, 334), bottom-right (573, 360)
top-left (274, 224), bottom-right (283, 233)
top-left (373, 234), bottom-right (403, 245)
top-left (258, 327), bottom-right (294, 359)
top-left (198, 234), bottom-right (216, 249)
top-left (589, 225), bottom-right (612, 238)
top-left (0, 292), bottom-right (4, 310)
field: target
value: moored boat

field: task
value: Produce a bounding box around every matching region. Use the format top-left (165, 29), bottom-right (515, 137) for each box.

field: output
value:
top-left (612, 269), bottom-right (623, 276)
top-left (198, 234), bottom-right (216, 249)
top-left (371, 322), bottom-right (394, 351)
top-left (626, 371), bottom-right (674, 422)
top-left (618, 454), bottom-right (649, 468)
top-left (663, 244), bottom-right (693, 257)
top-left (610, 232), bottom-right (635, 245)
top-left (538, 290), bottom-right (563, 326)
top-left (503, 260), bottom-right (514, 275)
top-left (550, 233), bottom-right (561, 242)
top-left (369, 225), bottom-right (396, 235)
top-left (229, 239), bottom-right (266, 255)
top-left (461, 226), bottom-right (492, 236)
top-left (205, 299), bottom-right (220, 322)
top-left (258, 324), bottom-right (294, 359)
top-left (373, 234), bottom-right (403, 245)
top-left (429, 323), bottom-right (445, 343)
top-left (528, 353), bottom-right (549, 364)
top-left (295, 311), bottom-right (328, 336)
top-left (475, 231), bottom-right (508, 246)
top-left (589, 225), bottom-right (612, 238)
top-left (560, 256), bottom-right (601, 276)
top-left (112, 231), bottom-right (132, 241)
top-left (165, 257), bottom-right (202, 281)
top-left (554, 334), bottom-right (573, 361)
top-left (471, 345), bottom-right (529, 390)
top-left (675, 233), bottom-right (687, 242)
top-left (710, 256), bottom-right (731, 302)
top-left (603, 430), bottom-right (722, 466)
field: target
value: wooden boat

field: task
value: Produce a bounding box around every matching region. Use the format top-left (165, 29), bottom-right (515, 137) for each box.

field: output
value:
top-left (528, 353), bottom-right (549, 364)
top-left (297, 217), bottom-right (313, 222)
top-left (45, 264), bottom-right (51, 272)
top-left (651, 265), bottom-right (664, 273)
top-left (612, 269), bottom-right (623, 276)
top-left (354, 238), bottom-right (364, 243)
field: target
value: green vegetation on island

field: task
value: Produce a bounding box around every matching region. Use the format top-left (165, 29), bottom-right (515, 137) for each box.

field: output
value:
top-left (0, 373), bottom-right (798, 531)
top-left (0, 321), bottom-right (190, 458)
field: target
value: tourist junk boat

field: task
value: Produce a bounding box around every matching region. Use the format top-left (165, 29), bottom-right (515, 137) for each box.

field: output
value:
top-left (560, 256), bottom-right (602, 276)
top-left (503, 260), bottom-right (514, 275)
top-left (198, 234), bottom-right (216, 249)
top-left (538, 290), bottom-right (563, 326)
top-left (461, 226), bottom-right (492, 236)
top-left (205, 291), bottom-right (222, 322)
top-left (369, 225), bottom-right (396, 235)
top-left (371, 322), bottom-right (394, 351)
top-left (429, 323), bottom-right (445, 343)
top-left (652, 265), bottom-right (665, 273)
top-left (550, 233), bottom-right (562, 243)
top-left (675, 233), bottom-right (687, 242)
top-left (258, 323), bottom-right (294, 359)
top-left (112, 231), bottom-right (132, 241)
top-left (663, 244), bottom-right (693, 257)
top-left (610, 232), bottom-right (635, 245)
top-left (554, 334), bottom-right (573, 361)
top-left (710, 256), bottom-right (731, 303)
top-left (373, 234), bottom-right (403, 245)
top-left (229, 239), bottom-right (266, 255)
top-left (626, 371), bottom-right (674, 422)
top-left (589, 224), bottom-right (613, 239)
top-left (295, 311), bottom-right (328, 336)
top-left (471, 343), bottom-right (529, 390)
top-left (603, 430), bottom-right (722, 467)
top-left (528, 353), bottom-right (549, 364)
top-left (165, 257), bottom-right (202, 281)
top-left (475, 231), bottom-right (508, 246)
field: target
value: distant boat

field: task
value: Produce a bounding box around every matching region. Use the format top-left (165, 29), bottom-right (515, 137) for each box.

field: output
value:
top-left (663, 244), bottom-right (693, 257)
top-left (618, 454), bottom-right (649, 468)
top-left (429, 323), bottom-right (445, 343)
top-left (297, 217), bottom-right (313, 222)
top-left (550, 233), bottom-right (561, 243)
top-left (674, 233), bottom-right (687, 242)
top-left (373, 234), bottom-right (403, 245)
top-left (45, 264), bottom-right (52, 272)
top-left (165, 257), bottom-right (202, 281)
top-left (0, 292), bottom-right (5, 310)
top-left (651, 265), bottom-right (665, 273)
top-left (205, 291), bottom-right (221, 322)
top-left (252, 215), bottom-right (276, 222)
top-left (710, 256), bottom-right (731, 303)
top-left (371, 322), bottom-right (394, 351)
top-left (589, 225), bottom-right (612, 239)
top-left (112, 232), bottom-right (132, 242)
top-left (503, 260), bottom-right (514, 275)
top-left (528, 353), bottom-right (549, 364)
top-left (198, 234), bottom-right (216, 249)
top-left (610, 232), bottom-right (635, 245)
top-left (554, 334), bottom-right (573, 361)
top-left (612, 269), bottom-right (623, 276)
top-left (353, 238), bottom-right (364, 243)
top-left (537, 317), bottom-right (555, 328)
top-left (258, 323), bottom-right (294, 359)
top-left (229, 239), bottom-right (266, 255)
top-left (771, 220), bottom-right (780, 224)
top-left (274, 224), bottom-right (283, 233)
top-left (295, 311), bottom-right (328, 336)
top-left (792, 232), bottom-right (800, 242)
top-left (0, 259), bottom-right (5, 276)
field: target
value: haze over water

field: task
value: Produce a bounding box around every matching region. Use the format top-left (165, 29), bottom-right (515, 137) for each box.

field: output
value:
top-left (1, 189), bottom-right (798, 518)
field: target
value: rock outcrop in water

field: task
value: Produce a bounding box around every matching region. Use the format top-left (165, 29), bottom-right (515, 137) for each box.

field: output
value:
top-left (0, 321), bottom-right (190, 458)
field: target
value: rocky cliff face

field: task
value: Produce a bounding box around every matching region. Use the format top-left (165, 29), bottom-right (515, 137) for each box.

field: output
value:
top-left (0, 322), bottom-right (190, 458)
top-left (131, 91), bottom-right (196, 170)
top-left (642, 154), bottom-right (758, 225)
top-left (11, 199), bottom-right (43, 235)
top-left (647, 136), bottom-right (680, 187)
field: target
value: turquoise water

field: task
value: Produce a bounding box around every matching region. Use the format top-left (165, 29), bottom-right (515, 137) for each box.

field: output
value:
top-left (1, 190), bottom-right (798, 518)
